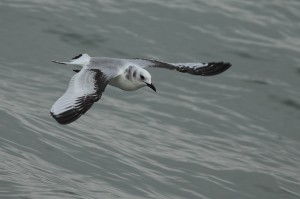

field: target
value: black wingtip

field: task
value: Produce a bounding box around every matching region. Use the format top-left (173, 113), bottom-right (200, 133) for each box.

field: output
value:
top-left (71, 54), bottom-right (83, 60)
top-left (200, 62), bottom-right (232, 76)
top-left (50, 110), bottom-right (81, 125)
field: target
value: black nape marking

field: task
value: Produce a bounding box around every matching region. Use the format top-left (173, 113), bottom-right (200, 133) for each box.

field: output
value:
top-left (71, 54), bottom-right (82, 60)
top-left (133, 70), bottom-right (137, 78)
top-left (125, 66), bottom-right (133, 80)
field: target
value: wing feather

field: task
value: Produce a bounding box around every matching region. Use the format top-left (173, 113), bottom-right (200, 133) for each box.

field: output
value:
top-left (50, 69), bottom-right (108, 124)
top-left (130, 58), bottom-right (231, 76)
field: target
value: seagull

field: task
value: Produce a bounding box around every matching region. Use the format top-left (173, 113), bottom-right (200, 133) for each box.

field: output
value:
top-left (50, 53), bottom-right (231, 124)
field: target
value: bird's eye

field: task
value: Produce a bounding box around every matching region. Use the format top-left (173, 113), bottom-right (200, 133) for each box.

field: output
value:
top-left (140, 75), bottom-right (145, 80)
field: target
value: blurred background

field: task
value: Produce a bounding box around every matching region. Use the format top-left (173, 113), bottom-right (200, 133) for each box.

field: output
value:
top-left (0, 0), bottom-right (300, 198)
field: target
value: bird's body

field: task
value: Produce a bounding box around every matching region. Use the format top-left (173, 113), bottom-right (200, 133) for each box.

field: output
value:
top-left (108, 65), bottom-right (150, 91)
top-left (51, 53), bottom-right (231, 124)
top-left (109, 71), bottom-right (142, 91)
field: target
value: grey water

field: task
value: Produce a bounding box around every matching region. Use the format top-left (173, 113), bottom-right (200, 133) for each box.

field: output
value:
top-left (0, 0), bottom-right (300, 198)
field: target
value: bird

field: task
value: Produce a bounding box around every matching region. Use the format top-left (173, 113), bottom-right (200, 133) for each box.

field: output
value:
top-left (50, 53), bottom-right (231, 124)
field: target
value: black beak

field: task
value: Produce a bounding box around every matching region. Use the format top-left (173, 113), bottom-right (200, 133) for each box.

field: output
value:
top-left (146, 83), bottom-right (156, 92)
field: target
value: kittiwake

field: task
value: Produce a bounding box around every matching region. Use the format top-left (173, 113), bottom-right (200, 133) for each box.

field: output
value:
top-left (50, 53), bottom-right (231, 124)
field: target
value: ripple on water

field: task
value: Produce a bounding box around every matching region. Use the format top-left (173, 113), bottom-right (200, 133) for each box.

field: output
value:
top-left (1, 0), bottom-right (300, 198)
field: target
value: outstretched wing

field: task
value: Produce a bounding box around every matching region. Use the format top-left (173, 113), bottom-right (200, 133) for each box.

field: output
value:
top-left (50, 69), bottom-right (108, 124)
top-left (129, 58), bottom-right (231, 76)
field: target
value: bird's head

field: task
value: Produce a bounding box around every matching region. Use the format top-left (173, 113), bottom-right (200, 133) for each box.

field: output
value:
top-left (134, 68), bottom-right (156, 92)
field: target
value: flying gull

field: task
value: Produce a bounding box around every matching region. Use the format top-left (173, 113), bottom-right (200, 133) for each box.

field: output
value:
top-left (50, 53), bottom-right (231, 124)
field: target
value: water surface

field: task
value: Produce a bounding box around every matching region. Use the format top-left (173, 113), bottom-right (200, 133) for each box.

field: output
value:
top-left (0, 0), bottom-right (300, 198)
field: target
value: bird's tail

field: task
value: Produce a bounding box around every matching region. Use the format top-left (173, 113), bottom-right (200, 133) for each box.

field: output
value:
top-left (52, 53), bottom-right (91, 66)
